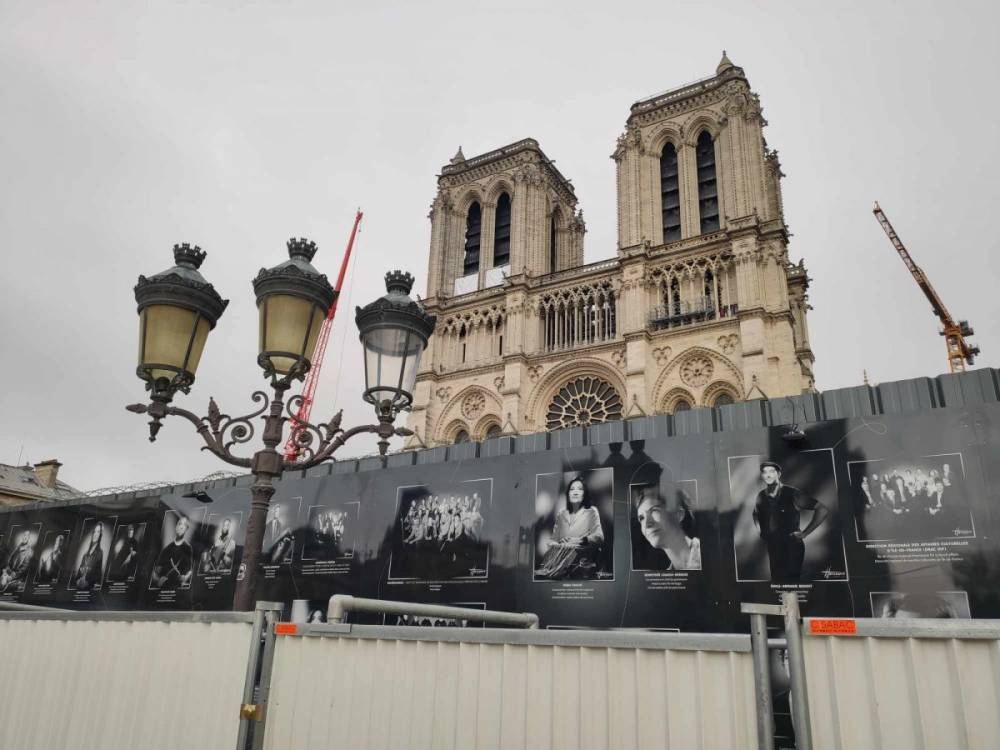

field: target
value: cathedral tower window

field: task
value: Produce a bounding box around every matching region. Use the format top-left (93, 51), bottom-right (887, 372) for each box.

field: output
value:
top-left (670, 277), bottom-right (681, 316)
top-left (464, 202), bottom-right (481, 276)
top-left (493, 193), bottom-right (511, 267)
top-left (660, 143), bottom-right (681, 242)
top-left (549, 208), bottom-right (561, 273)
top-left (696, 131), bottom-right (720, 234)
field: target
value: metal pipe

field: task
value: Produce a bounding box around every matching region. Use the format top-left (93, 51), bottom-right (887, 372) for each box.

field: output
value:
top-left (782, 591), bottom-right (813, 750)
top-left (328, 595), bottom-right (539, 629)
top-left (749, 613), bottom-right (775, 750)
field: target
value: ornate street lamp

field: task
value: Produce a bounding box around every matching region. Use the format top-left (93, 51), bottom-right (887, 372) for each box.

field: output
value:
top-left (253, 238), bottom-right (335, 383)
top-left (355, 271), bottom-right (436, 454)
top-left (133, 243), bottom-right (229, 438)
top-left (128, 240), bottom-right (435, 611)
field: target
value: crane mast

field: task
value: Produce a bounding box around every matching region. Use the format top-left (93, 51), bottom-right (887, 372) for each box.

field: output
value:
top-left (872, 202), bottom-right (979, 373)
top-left (284, 210), bottom-right (364, 461)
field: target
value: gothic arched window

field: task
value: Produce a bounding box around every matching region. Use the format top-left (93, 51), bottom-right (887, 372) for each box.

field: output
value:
top-left (454, 430), bottom-right (470, 444)
top-left (484, 424), bottom-right (502, 439)
top-left (696, 131), bottom-right (720, 234)
top-left (493, 193), bottom-right (511, 267)
top-left (670, 277), bottom-right (681, 316)
top-left (546, 377), bottom-right (622, 430)
top-left (463, 202), bottom-right (481, 276)
top-left (660, 143), bottom-right (681, 242)
top-left (714, 393), bottom-right (734, 407)
top-left (673, 399), bottom-right (692, 413)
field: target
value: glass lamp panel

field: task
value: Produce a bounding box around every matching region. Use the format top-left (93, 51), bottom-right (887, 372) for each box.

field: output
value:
top-left (362, 327), bottom-right (407, 401)
top-left (139, 305), bottom-right (210, 381)
top-left (398, 334), bottom-right (424, 396)
top-left (260, 294), bottom-right (321, 374)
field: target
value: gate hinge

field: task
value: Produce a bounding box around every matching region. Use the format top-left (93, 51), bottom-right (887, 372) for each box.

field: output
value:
top-left (240, 703), bottom-right (264, 721)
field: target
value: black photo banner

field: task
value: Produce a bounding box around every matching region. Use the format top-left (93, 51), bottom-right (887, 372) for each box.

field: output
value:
top-left (3, 405), bottom-right (999, 630)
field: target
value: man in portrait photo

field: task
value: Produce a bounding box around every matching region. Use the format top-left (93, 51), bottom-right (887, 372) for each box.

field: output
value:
top-left (264, 504), bottom-right (294, 564)
top-left (201, 517), bottom-right (237, 574)
top-left (73, 522), bottom-right (106, 591)
top-left (752, 461), bottom-right (830, 583)
top-left (108, 524), bottom-right (141, 582)
top-left (37, 533), bottom-right (68, 585)
top-left (150, 514), bottom-right (193, 590)
top-left (0, 529), bottom-right (34, 593)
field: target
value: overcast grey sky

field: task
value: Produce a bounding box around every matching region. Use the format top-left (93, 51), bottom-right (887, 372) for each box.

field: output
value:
top-left (2, 0), bottom-right (998, 492)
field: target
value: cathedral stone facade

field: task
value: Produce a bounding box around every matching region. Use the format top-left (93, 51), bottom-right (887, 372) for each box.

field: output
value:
top-left (405, 53), bottom-right (815, 447)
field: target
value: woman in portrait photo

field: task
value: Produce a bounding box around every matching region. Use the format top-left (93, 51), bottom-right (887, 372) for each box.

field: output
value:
top-left (535, 475), bottom-right (604, 580)
top-left (633, 484), bottom-right (701, 571)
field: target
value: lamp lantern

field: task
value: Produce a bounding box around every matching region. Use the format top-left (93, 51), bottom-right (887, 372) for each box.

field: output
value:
top-left (134, 243), bottom-right (228, 406)
top-left (252, 238), bottom-right (336, 383)
top-left (355, 270), bottom-right (436, 419)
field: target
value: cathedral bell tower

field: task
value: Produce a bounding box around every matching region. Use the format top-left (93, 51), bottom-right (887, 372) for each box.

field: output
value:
top-left (424, 139), bottom-right (585, 302)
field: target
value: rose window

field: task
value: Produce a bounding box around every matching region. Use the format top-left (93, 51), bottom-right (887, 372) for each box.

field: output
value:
top-left (680, 356), bottom-right (714, 387)
top-left (546, 377), bottom-right (622, 430)
top-left (461, 391), bottom-right (485, 419)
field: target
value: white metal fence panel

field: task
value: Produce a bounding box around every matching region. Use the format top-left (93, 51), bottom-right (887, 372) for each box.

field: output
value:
top-left (263, 627), bottom-right (758, 750)
top-left (0, 615), bottom-right (252, 750)
top-left (803, 621), bottom-right (1000, 750)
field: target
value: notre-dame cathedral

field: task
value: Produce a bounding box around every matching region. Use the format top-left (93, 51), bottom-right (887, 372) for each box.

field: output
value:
top-left (405, 53), bottom-right (815, 447)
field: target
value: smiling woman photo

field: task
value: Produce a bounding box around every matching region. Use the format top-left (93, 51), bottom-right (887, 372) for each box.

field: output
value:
top-left (535, 475), bottom-right (605, 580)
top-left (629, 461), bottom-right (701, 572)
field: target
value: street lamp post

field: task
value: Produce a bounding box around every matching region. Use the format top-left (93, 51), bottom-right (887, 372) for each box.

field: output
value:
top-left (127, 240), bottom-right (435, 611)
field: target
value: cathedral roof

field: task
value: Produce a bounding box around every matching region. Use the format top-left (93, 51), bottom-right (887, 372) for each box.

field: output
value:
top-left (628, 56), bottom-right (746, 120)
top-left (439, 138), bottom-right (576, 198)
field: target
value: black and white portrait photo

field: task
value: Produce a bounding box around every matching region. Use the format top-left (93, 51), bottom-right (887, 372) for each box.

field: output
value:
top-left (263, 499), bottom-right (299, 566)
top-left (106, 523), bottom-right (146, 583)
top-left (629, 462), bottom-right (701, 572)
top-left (199, 513), bottom-right (240, 576)
top-left (388, 479), bottom-right (491, 581)
top-left (385, 602), bottom-right (486, 628)
top-left (149, 510), bottom-right (197, 590)
top-left (302, 502), bottom-right (357, 562)
top-left (870, 591), bottom-right (971, 619)
top-left (289, 599), bottom-right (328, 624)
top-left (533, 467), bottom-right (614, 581)
top-left (69, 517), bottom-right (114, 591)
top-left (730, 451), bottom-right (845, 584)
top-left (34, 529), bottom-right (71, 586)
top-left (1, 523), bottom-right (41, 593)
top-left (849, 453), bottom-right (974, 541)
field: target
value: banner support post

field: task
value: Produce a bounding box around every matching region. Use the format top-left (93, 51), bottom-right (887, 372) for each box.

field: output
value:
top-left (782, 591), bottom-right (813, 750)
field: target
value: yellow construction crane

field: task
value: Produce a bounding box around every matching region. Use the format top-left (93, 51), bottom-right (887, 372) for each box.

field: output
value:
top-left (873, 202), bottom-right (980, 373)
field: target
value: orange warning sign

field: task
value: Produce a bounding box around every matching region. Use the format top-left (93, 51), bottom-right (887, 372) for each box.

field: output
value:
top-left (810, 618), bottom-right (857, 635)
top-left (275, 623), bottom-right (299, 635)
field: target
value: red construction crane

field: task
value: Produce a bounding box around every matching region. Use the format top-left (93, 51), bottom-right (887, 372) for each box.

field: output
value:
top-left (284, 210), bottom-right (364, 461)
top-left (873, 202), bottom-right (979, 373)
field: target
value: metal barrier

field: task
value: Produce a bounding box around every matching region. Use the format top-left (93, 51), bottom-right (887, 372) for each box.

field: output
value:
top-left (0, 609), bottom-right (257, 750)
top-left (263, 622), bottom-right (758, 749)
top-left (6, 598), bottom-right (996, 749)
top-left (801, 616), bottom-right (1000, 750)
